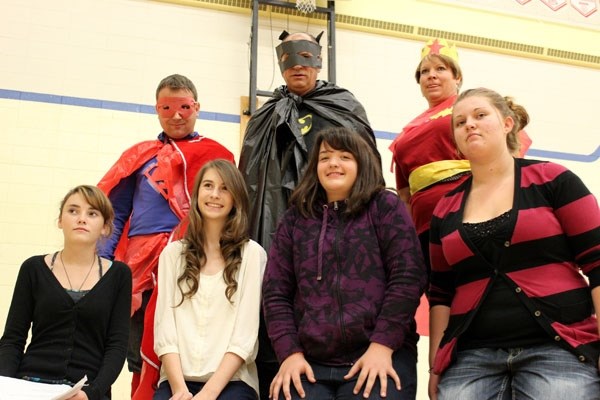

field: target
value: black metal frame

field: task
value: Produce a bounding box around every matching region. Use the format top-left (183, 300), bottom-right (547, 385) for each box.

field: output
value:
top-left (247, 0), bottom-right (336, 115)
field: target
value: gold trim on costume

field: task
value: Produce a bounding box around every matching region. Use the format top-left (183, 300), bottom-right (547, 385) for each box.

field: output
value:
top-left (408, 160), bottom-right (471, 195)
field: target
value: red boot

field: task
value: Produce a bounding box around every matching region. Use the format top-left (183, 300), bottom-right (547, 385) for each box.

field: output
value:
top-left (131, 372), bottom-right (141, 398)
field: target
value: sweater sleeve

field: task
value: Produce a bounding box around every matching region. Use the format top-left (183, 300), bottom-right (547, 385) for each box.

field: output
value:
top-left (154, 241), bottom-right (184, 358)
top-left (226, 241), bottom-right (266, 361)
top-left (262, 209), bottom-right (304, 363)
top-left (97, 174), bottom-right (135, 259)
top-left (547, 164), bottom-right (600, 287)
top-left (428, 198), bottom-right (457, 307)
top-left (369, 191), bottom-right (427, 349)
top-left (0, 258), bottom-right (36, 377)
top-left (83, 263), bottom-right (132, 400)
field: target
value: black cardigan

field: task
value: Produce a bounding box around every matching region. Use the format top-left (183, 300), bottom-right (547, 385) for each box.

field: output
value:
top-left (0, 255), bottom-right (131, 400)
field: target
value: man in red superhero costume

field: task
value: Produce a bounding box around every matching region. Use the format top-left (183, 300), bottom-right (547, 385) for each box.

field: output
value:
top-left (97, 74), bottom-right (234, 398)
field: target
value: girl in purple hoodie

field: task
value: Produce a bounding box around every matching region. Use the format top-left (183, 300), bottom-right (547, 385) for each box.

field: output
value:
top-left (263, 127), bottom-right (427, 400)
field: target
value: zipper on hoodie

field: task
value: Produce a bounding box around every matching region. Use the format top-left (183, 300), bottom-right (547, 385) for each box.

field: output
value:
top-left (333, 202), bottom-right (349, 352)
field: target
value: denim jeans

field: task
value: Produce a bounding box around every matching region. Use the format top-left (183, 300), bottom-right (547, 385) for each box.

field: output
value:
top-left (438, 343), bottom-right (600, 400)
top-left (285, 347), bottom-right (417, 400)
top-left (153, 380), bottom-right (257, 400)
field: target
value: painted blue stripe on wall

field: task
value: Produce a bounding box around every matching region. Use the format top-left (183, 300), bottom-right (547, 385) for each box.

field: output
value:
top-left (527, 146), bottom-right (600, 163)
top-left (1, 89), bottom-right (21, 99)
top-left (374, 130), bottom-right (398, 141)
top-left (1, 88), bottom-right (598, 163)
top-left (62, 96), bottom-right (102, 108)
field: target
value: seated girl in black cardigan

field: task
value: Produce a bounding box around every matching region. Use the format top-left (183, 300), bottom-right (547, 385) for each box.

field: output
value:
top-left (0, 185), bottom-right (132, 400)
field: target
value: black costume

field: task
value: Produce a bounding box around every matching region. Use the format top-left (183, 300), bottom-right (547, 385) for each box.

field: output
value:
top-left (239, 80), bottom-right (379, 251)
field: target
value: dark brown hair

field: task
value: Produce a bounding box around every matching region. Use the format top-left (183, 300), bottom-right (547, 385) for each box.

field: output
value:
top-left (290, 127), bottom-right (385, 218)
top-left (156, 74), bottom-right (198, 101)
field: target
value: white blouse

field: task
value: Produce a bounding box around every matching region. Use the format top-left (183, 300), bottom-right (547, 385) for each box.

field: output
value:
top-left (154, 239), bottom-right (266, 394)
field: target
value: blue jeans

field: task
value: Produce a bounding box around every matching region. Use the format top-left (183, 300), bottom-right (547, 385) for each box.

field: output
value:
top-left (153, 380), bottom-right (257, 400)
top-left (285, 347), bottom-right (417, 400)
top-left (438, 343), bottom-right (600, 400)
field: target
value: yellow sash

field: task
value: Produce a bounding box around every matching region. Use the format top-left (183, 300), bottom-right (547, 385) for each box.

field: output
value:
top-left (408, 160), bottom-right (471, 195)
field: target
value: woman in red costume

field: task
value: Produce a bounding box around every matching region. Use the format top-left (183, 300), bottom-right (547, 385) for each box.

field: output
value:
top-left (391, 38), bottom-right (531, 272)
top-left (390, 39), bottom-right (531, 337)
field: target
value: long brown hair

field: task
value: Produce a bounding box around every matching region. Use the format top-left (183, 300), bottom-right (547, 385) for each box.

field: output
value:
top-left (290, 127), bottom-right (385, 218)
top-left (176, 159), bottom-right (250, 305)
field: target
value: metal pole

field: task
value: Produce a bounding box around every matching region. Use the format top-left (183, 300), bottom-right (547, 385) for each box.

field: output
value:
top-left (248, 0), bottom-right (259, 115)
top-left (327, 0), bottom-right (336, 84)
top-left (248, 0), bottom-right (336, 115)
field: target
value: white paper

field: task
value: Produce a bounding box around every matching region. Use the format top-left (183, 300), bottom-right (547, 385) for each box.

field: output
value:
top-left (0, 375), bottom-right (87, 400)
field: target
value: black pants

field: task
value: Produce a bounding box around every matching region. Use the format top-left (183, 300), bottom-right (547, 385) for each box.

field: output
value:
top-left (257, 311), bottom-right (279, 400)
top-left (127, 290), bottom-right (152, 373)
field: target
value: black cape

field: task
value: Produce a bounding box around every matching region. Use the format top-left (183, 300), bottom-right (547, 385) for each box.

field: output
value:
top-left (239, 80), bottom-right (378, 251)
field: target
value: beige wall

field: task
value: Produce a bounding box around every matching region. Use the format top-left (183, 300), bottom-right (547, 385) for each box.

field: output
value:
top-left (334, 0), bottom-right (599, 55)
top-left (1, 1), bottom-right (598, 399)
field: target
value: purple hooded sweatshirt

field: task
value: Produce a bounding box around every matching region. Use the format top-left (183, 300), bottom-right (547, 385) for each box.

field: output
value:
top-left (263, 189), bottom-right (427, 365)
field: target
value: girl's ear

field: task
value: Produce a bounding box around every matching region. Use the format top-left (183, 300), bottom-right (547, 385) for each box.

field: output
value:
top-left (504, 115), bottom-right (515, 134)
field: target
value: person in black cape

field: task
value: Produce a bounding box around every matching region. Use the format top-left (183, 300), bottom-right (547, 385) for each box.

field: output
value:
top-left (238, 30), bottom-right (381, 400)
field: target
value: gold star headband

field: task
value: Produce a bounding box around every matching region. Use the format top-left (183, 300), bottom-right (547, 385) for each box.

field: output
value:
top-left (421, 38), bottom-right (459, 63)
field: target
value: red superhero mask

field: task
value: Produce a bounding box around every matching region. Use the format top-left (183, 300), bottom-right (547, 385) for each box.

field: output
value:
top-left (155, 97), bottom-right (197, 119)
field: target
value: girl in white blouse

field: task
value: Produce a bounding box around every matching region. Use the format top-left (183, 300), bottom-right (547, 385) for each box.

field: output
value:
top-left (153, 159), bottom-right (266, 400)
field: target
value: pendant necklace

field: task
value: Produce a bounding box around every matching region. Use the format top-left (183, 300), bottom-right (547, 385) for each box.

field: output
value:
top-left (60, 251), bottom-right (95, 292)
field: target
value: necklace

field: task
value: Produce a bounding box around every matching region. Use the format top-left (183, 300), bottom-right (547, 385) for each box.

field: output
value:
top-left (59, 251), bottom-right (95, 292)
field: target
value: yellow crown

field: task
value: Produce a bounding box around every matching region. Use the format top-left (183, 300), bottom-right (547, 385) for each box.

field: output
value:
top-left (421, 38), bottom-right (459, 63)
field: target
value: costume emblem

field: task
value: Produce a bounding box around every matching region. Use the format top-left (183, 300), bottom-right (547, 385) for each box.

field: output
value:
top-left (298, 114), bottom-right (313, 135)
top-left (430, 107), bottom-right (453, 120)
